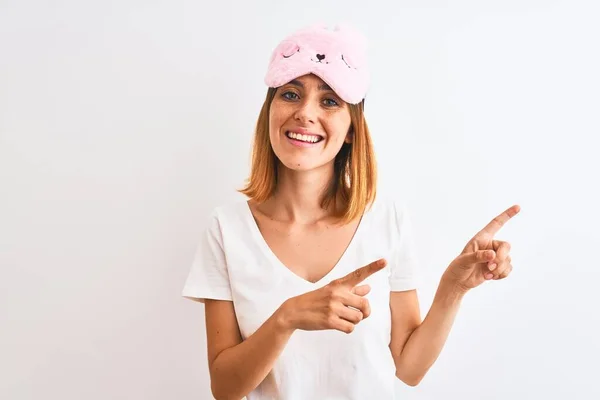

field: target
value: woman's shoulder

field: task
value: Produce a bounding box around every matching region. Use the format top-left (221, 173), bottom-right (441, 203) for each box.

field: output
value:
top-left (368, 192), bottom-right (411, 220)
top-left (202, 199), bottom-right (250, 230)
top-left (209, 198), bottom-right (249, 217)
top-left (363, 192), bottom-right (416, 242)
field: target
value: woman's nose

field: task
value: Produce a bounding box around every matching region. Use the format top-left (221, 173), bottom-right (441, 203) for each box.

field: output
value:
top-left (294, 100), bottom-right (319, 124)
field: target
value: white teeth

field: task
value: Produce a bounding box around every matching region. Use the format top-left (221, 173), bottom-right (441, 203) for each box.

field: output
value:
top-left (287, 131), bottom-right (321, 143)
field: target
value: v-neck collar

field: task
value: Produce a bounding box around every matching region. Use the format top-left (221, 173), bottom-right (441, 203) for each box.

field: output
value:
top-left (242, 201), bottom-right (369, 286)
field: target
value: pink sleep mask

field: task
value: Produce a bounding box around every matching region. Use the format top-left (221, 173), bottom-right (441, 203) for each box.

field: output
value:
top-left (264, 23), bottom-right (370, 105)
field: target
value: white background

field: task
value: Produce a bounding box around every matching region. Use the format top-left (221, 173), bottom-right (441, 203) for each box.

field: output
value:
top-left (1, 0), bottom-right (599, 399)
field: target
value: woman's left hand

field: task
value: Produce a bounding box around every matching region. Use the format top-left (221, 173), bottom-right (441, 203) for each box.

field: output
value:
top-left (442, 205), bottom-right (521, 294)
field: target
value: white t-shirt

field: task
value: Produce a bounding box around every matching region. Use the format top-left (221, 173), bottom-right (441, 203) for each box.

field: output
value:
top-left (182, 196), bottom-right (420, 400)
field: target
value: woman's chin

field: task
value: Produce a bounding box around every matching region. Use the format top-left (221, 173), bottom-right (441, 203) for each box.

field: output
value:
top-left (278, 158), bottom-right (331, 173)
top-left (280, 162), bottom-right (315, 172)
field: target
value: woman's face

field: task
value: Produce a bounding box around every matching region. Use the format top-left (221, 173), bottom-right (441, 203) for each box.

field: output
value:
top-left (269, 74), bottom-right (352, 172)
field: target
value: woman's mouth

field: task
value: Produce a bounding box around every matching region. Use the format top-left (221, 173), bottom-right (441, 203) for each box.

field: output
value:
top-left (285, 131), bottom-right (324, 147)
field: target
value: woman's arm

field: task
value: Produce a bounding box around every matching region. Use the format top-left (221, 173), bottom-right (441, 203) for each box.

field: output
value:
top-left (390, 206), bottom-right (519, 386)
top-left (204, 299), bottom-right (293, 400)
top-left (205, 260), bottom-right (384, 399)
top-left (389, 280), bottom-right (464, 386)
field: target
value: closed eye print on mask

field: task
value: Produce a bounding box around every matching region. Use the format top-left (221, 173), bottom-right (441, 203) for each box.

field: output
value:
top-left (280, 41), bottom-right (300, 58)
top-left (341, 54), bottom-right (358, 70)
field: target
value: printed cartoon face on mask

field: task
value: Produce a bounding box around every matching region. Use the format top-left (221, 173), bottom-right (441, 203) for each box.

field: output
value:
top-left (265, 23), bottom-right (370, 105)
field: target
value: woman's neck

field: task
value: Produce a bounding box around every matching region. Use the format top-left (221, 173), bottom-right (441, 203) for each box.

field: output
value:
top-left (262, 163), bottom-right (337, 224)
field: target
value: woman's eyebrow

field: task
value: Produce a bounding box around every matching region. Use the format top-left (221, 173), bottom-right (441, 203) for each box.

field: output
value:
top-left (319, 83), bottom-right (333, 91)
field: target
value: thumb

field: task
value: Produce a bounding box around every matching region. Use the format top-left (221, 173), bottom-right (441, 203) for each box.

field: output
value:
top-left (452, 250), bottom-right (495, 269)
top-left (351, 284), bottom-right (371, 296)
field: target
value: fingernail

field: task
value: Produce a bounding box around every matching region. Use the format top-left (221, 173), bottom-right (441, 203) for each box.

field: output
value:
top-left (485, 273), bottom-right (494, 280)
top-left (488, 263), bottom-right (497, 271)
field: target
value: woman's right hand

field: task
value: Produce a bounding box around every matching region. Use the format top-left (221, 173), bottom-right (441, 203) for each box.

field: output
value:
top-left (278, 259), bottom-right (387, 334)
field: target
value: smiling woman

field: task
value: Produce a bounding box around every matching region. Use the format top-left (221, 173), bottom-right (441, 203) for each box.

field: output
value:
top-left (181, 22), bottom-right (519, 400)
top-left (241, 73), bottom-right (374, 223)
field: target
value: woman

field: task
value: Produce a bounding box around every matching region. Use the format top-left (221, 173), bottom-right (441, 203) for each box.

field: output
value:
top-left (182, 23), bottom-right (520, 400)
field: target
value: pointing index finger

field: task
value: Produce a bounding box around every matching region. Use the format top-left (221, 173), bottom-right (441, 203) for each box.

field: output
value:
top-left (338, 259), bottom-right (387, 287)
top-left (478, 204), bottom-right (521, 237)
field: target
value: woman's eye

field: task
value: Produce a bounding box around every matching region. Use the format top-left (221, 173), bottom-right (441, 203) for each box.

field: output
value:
top-left (281, 91), bottom-right (338, 107)
top-left (282, 91), bottom-right (299, 100)
top-left (323, 98), bottom-right (339, 107)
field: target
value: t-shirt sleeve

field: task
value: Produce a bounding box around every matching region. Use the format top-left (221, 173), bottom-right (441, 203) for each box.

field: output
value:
top-left (181, 210), bottom-right (233, 303)
top-left (388, 200), bottom-right (420, 292)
